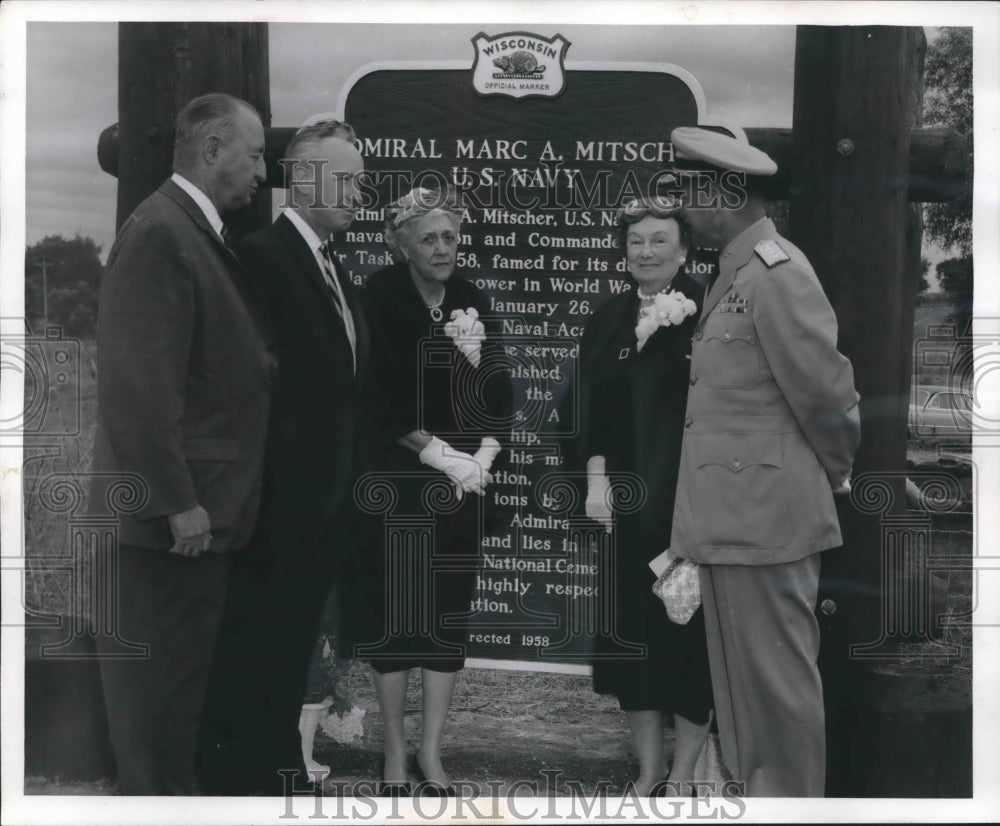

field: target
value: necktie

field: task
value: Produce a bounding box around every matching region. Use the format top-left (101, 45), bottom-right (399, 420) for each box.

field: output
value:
top-left (220, 225), bottom-right (234, 250)
top-left (320, 241), bottom-right (357, 371)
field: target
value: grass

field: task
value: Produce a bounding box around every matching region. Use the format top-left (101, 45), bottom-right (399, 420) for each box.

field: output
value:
top-left (341, 662), bottom-right (615, 718)
top-left (22, 339), bottom-right (98, 619)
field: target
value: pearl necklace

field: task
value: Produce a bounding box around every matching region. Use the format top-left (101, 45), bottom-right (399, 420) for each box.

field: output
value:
top-left (424, 293), bottom-right (445, 322)
top-left (637, 282), bottom-right (674, 302)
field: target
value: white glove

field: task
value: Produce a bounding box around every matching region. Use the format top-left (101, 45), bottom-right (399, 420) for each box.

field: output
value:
top-left (473, 437), bottom-right (502, 473)
top-left (418, 435), bottom-right (489, 498)
top-left (585, 455), bottom-right (613, 533)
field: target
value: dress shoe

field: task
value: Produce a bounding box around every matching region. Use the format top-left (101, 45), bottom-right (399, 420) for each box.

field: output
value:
top-left (412, 754), bottom-right (455, 796)
top-left (650, 777), bottom-right (699, 798)
top-left (377, 757), bottom-right (411, 797)
top-left (377, 781), bottom-right (411, 797)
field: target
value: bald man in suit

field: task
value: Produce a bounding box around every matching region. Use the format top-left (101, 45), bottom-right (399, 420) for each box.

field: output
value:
top-left (91, 92), bottom-right (274, 795)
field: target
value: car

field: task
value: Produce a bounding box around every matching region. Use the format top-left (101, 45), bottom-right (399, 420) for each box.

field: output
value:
top-left (908, 384), bottom-right (974, 439)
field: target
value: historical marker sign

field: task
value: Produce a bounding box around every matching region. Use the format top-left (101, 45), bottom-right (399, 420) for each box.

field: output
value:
top-left (340, 39), bottom-right (725, 666)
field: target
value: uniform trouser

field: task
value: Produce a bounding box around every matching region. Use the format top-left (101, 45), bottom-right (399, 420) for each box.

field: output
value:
top-left (699, 553), bottom-right (825, 797)
top-left (94, 544), bottom-right (231, 795)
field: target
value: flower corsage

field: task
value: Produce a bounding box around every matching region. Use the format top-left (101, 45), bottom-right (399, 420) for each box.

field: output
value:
top-left (635, 290), bottom-right (697, 351)
top-left (444, 307), bottom-right (486, 367)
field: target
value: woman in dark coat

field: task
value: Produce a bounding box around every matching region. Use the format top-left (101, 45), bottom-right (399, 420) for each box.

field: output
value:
top-left (580, 196), bottom-right (713, 796)
top-left (356, 187), bottom-right (512, 792)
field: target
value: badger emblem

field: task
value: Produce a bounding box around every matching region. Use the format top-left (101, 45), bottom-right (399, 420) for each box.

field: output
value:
top-left (473, 31), bottom-right (569, 99)
top-left (493, 51), bottom-right (546, 74)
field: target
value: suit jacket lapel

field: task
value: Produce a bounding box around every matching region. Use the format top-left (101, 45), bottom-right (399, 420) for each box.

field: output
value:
top-left (273, 214), bottom-right (343, 316)
top-left (697, 219), bottom-right (774, 326)
top-left (159, 179), bottom-right (272, 337)
top-left (330, 253), bottom-right (359, 317)
top-left (330, 254), bottom-right (368, 373)
top-left (160, 179), bottom-right (235, 262)
top-left (274, 216), bottom-right (362, 377)
top-left (698, 259), bottom-right (737, 325)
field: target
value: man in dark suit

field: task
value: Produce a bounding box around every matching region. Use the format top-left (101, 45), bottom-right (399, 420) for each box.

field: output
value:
top-left (91, 93), bottom-right (274, 795)
top-left (668, 127), bottom-right (861, 796)
top-left (197, 119), bottom-right (368, 796)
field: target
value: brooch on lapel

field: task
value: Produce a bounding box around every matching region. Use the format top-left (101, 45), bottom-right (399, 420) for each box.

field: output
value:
top-left (619, 347), bottom-right (630, 360)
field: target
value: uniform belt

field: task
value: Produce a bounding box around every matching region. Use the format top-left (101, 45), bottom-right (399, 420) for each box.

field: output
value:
top-left (685, 413), bottom-right (800, 433)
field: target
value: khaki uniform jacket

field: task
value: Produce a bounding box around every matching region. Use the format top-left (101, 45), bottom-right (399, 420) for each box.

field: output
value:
top-left (671, 218), bottom-right (860, 565)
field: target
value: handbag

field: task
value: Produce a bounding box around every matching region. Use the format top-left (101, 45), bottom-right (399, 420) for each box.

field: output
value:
top-left (650, 551), bottom-right (702, 625)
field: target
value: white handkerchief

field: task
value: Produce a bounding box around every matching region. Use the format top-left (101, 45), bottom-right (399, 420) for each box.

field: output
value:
top-left (648, 548), bottom-right (674, 578)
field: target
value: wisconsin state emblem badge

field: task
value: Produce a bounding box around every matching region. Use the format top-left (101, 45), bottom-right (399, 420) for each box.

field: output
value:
top-left (471, 31), bottom-right (570, 100)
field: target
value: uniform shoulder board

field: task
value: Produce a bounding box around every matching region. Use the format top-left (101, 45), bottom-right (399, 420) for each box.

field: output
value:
top-left (754, 239), bottom-right (790, 268)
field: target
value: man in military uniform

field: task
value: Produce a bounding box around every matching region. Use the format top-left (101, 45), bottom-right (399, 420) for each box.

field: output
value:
top-left (667, 126), bottom-right (861, 796)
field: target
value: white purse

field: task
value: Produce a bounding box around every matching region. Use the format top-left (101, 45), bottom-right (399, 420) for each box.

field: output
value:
top-left (649, 549), bottom-right (702, 625)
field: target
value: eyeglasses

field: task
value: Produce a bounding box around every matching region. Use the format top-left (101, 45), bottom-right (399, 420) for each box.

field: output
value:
top-left (617, 195), bottom-right (683, 222)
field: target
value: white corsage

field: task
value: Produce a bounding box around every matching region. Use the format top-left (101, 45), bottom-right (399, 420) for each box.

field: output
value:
top-left (635, 290), bottom-right (697, 351)
top-left (444, 307), bottom-right (486, 367)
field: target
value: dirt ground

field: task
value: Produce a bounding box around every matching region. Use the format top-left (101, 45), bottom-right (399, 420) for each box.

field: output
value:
top-left (24, 665), bottom-right (726, 797)
top-left (310, 665), bottom-right (725, 796)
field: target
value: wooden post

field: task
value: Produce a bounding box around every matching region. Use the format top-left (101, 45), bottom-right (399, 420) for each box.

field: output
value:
top-left (116, 22), bottom-right (271, 236)
top-left (789, 25), bottom-right (930, 796)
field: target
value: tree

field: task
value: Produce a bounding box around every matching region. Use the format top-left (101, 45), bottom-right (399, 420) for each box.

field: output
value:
top-left (916, 256), bottom-right (930, 296)
top-left (922, 28), bottom-right (972, 339)
top-left (936, 256), bottom-right (973, 335)
top-left (24, 234), bottom-right (103, 339)
top-left (923, 27), bottom-right (972, 258)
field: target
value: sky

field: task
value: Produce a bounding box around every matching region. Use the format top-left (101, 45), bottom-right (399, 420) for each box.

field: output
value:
top-left (22, 21), bottom-right (803, 261)
top-left (11, 6), bottom-right (971, 289)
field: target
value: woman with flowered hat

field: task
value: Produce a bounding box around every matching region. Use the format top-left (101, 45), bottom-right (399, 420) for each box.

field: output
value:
top-left (578, 195), bottom-right (714, 796)
top-left (354, 186), bottom-right (512, 794)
